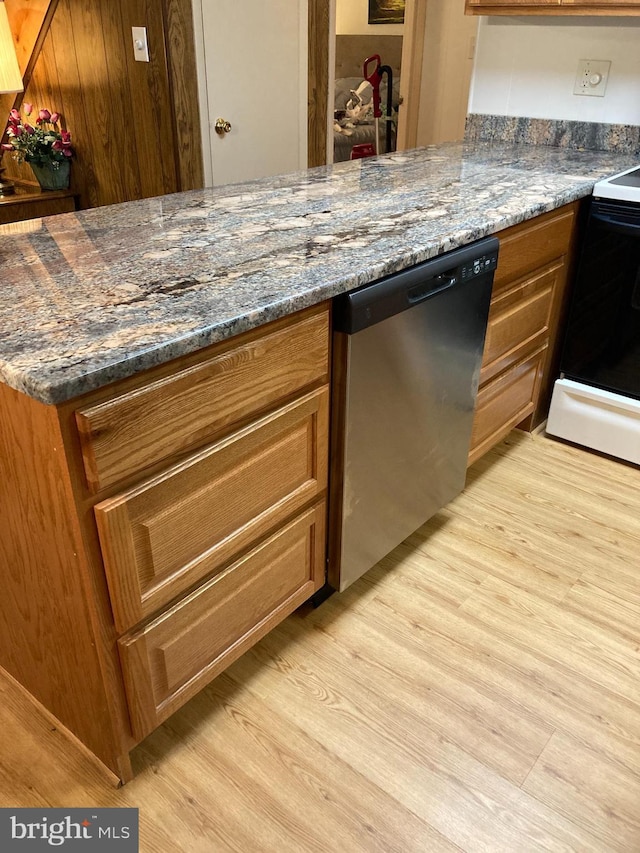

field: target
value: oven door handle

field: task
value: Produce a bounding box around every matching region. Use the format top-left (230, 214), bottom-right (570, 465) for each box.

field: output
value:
top-left (591, 211), bottom-right (640, 237)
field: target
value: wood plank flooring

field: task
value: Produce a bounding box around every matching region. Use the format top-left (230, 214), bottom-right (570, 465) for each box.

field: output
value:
top-left (1, 430), bottom-right (640, 851)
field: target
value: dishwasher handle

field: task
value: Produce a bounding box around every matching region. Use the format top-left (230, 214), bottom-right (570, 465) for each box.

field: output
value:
top-left (334, 236), bottom-right (499, 335)
top-left (407, 272), bottom-right (458, 304)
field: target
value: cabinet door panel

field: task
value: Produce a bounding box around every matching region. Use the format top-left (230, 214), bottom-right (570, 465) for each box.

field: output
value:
top-left (469, 347), bottom-right (546, 466)
top-left (480, 263), bottom-right (558, 385)
top-left (466, 1), bottom-right (640, 13)
top-left (119, 502), bottom-right (326, 739)
top-left (467, 0), bottom-right (559, 5)
top-left (76, 306), bottom-right (330, 493)
top-left (493, 207), bottom-right (575, 291)
top-left (562, 1), bottom-right (640, 5)
top-left (95, 388), bottom-right (328, 632)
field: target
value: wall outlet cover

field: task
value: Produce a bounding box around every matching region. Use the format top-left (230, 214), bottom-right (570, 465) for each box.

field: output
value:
top-left (574, 60), bottom-right (611, 98)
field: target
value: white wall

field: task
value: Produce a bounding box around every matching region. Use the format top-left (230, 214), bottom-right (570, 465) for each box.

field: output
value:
top-left (336, 0), bottom-right (404, 36)
top-left (469, 16), bottom-right (640, 125)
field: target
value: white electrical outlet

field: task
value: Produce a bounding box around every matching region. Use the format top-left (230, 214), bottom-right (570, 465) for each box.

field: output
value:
top-left (574, 60), bottom-right (611, 97)
top-left (132, 26), bottom-right (150, 63)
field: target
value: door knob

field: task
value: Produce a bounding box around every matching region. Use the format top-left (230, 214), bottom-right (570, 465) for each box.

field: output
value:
top-left (215, 118), bottom-right (232, 136)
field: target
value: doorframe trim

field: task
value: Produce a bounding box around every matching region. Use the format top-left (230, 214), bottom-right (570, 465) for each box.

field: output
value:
top-left (190, 0), bottom-right (213, 185)
top-left (308, 0), bottom-right (331, 168)
top-left (397, 0), bottom-right (427, 152)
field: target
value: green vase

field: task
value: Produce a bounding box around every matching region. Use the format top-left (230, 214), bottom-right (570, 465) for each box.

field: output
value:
top-left (30, 160), bottom-right (71, 191)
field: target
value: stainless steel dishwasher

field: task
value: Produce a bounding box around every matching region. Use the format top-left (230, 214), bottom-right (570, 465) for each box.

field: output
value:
top-left (329, 237), bottom-right (499, 592)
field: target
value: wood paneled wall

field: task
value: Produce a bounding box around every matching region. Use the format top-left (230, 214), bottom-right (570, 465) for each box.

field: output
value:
top-left (1, 0), bottom-right (203, 209)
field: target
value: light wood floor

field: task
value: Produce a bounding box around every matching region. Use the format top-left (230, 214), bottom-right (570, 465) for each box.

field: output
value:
top-left (1, 430), bottom-right (640, 852)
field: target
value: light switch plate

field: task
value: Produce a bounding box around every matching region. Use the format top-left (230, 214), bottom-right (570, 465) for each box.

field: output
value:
top-left (132, 26), bottom-right (150, 63)
top-left (574, 60), bottom-right (610, 97)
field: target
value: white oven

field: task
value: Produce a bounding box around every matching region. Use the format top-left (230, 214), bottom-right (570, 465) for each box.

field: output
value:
top-left (547, 165), bottom-right (640, 464)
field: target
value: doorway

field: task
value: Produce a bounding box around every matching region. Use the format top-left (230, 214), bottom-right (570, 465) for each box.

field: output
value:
top-left (332, 0), bottom-right (404, 162)
top-left (323, 0), bottom-right (478, 164)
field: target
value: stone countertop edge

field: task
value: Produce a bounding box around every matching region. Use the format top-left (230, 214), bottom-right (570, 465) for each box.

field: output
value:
top-left (0, 140), bottom-right (637, 406)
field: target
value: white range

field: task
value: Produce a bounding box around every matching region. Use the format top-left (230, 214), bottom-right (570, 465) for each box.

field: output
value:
top-left (547, 164), bottom-right (640, 465)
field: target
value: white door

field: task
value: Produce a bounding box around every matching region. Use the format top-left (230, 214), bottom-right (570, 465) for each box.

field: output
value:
top-left (193, 0), bottom-right (308, 187)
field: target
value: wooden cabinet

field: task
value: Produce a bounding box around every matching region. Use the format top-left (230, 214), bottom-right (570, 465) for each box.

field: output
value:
top-left (468, 203), bottom-right (579, 465)
top-left (119, 503), bottom-right (326, 739)
top-left (466, 0), bottom-right (559, 9)
top-left (0, 303), bottom-right (330, 782)
top-left (0, 183), bottom-right (76, 225)
top-left (95, 388), bottom-right (329, 633)
top-left (75, 309), bottom-right (329, 493)
top-left (0, 202), bottom-right (584, 778)
top-left (562, 0), bottom-right (640, 4)
top-left (470, 346), bottom-right (547, 462)
top-left (466, 0), bottom-right (640, 14)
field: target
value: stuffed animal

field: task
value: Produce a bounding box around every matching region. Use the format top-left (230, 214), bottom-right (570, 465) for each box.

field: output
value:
top-left (334, 82), bottom-right (373, 136)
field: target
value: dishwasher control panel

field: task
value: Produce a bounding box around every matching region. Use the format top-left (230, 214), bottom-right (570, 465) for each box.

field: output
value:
top-left (334, 236), bottom-right (499, 334)
top-left (460, 252), bottom-right (498, 281)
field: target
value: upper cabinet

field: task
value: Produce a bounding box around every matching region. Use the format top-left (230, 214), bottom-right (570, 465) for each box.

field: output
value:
top-left (465, 0), bottom-right (640, 14)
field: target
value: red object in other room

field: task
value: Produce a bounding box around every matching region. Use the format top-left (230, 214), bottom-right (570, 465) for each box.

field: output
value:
top-left (350, 143), bottom-right (376, 160)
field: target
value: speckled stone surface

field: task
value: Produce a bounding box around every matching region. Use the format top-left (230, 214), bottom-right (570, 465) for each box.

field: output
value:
top-left (1, 140), bottom-right (638, 404)
top-left (465, 114), bottom-right (640, 154)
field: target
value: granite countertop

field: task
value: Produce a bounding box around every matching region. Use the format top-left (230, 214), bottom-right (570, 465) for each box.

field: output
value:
top-left (0, 140), bottom-right (637, 405)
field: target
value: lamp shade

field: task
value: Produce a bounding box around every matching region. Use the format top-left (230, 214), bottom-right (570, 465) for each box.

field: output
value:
top-left (0, 2), bottom-right (22, 94)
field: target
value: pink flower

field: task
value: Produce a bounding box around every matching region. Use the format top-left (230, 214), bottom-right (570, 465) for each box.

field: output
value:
top-left (4, 103), bottom-right (74, 164)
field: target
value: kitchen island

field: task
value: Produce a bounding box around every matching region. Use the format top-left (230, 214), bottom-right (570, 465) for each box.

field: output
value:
top-left (0, 140), bottom-right (637, 782)
top-left (1, 140), bottom-right (637, 405)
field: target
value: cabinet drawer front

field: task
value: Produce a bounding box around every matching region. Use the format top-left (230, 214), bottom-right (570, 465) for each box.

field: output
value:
top-left (494, 206), bottom-right (575, 291)
top-left (469, 347), bottom-right (546, 466)
top-left (481, 263), bottom-right (557, 384)
top-left (95, 388), bottom-right (329, 632)
top-left (119, 502), bottom-right (326, 739)
top-left (76, 306), bottom-right (330, 493)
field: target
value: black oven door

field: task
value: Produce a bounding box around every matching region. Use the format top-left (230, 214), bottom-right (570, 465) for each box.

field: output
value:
top-left (560, 198), bottom-right (640, 401)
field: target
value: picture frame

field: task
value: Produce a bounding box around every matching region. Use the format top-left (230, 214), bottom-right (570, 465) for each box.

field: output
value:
top-left (368, 0), bottom-right (405, 25)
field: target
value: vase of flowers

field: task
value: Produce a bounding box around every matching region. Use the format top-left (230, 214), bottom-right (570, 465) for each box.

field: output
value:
top-left (2, 104), bottom-right (73, 190)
